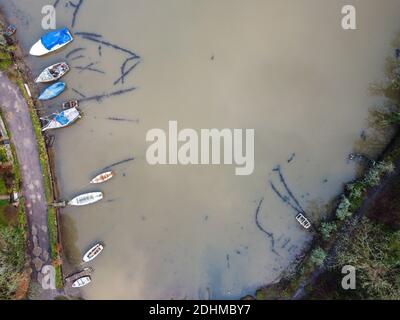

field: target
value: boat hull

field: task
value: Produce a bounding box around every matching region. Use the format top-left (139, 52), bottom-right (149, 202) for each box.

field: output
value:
top-left (90, 171), bottom-right (115, 184)
top-left (29, 29), bottom-right (73, 56)
top-left (35, 62), bottom-right (70, 83)
top-left (72, 276), bottom-right (91, 288)
top-left (42, 107), bottom-right (81, 132)
top-left (68, 192), bottom-right (103, 206)
top-left (38, 82), bottom-right (66, 101)
top-left (83, 244), bottom-right (104, 263)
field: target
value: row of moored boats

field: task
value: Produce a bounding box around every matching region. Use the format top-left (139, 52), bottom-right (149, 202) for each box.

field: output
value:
top-left (29, 28), bottom-right (81, 132)
top-left (29, 28), bottom-right (111, 287)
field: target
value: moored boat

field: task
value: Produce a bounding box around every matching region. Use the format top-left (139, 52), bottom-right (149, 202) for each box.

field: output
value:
top-left (41, 107), bottom-right (81, 132)
top-left (29, 27), bottom-right (73, 56)
top-left (62, 100), bottom-right (79, 109)
top-left (38, 82), bottom-right (66, 100)
top-left (72, 276), bottom-right (91, 288)
top-left (90, 171), bottom-right (115, 184)
top-left (35, 62), bottom-right (70, 83)
top-left (295, 213), bottom-right (311, 229)
top-left (83, 243), bottom-right (104, 263)
top-left (4, 24), bottom-right (17, 37)
top-left (68, 192), bottom-right (103, 206)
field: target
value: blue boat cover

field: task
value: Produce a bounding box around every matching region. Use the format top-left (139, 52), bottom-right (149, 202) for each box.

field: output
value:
top-left (39, 82), bottom-right (65, 100)
top-left (41, 28), bottom-right (72, 50)
top-left (54, 112), bottom-right (69, 126)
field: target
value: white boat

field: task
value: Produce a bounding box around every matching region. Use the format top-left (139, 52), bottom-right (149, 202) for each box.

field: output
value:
top-left (35, 62), bottom-right (70, 83)
top-left (68, 192), bottom-right (103, 206)
top-left (295, 213), bottom-right (311, 229)
top-left (30, 27), bottom-right (73, 56)
top-left (83, 243), bottom-right (104, 263)
top-left (90, 171), bottom-right (115, 184)
top-left (41, 107), bottom-right (81, 132)
top-left (72, 276), bottom-right (91, 288)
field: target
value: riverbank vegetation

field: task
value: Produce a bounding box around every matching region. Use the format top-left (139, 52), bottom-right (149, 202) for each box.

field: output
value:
top-left (0, 110), bottom-right (28, 299)
top-left (0, 18), bottom-right (63, 295)
top-left (255, 34), bottom-right (400, 301)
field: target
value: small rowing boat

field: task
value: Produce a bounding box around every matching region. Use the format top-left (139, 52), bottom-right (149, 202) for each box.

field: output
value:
top-left (35, 62), bottom-right (70, 83)
top-left (68, 192), bottom-right (103, 206)
top-left (4, 24), bottom-right (16, 37)
top-left (295, 213), bottom-right (311, 229)
top-left (72, 276), bottom-right (91, 288)
top-left (30, 27), bottom-right (73, 56)
top-left (62, 100), bottom-right (79, 109)
top-left (90, 171), bottom-right (115, 184)
top-left (41, 107), bottom-right (81, 132)
top-left (38, 82), bottom-right (66, 100)
top-left (83, 243), bottom-right (104, 263)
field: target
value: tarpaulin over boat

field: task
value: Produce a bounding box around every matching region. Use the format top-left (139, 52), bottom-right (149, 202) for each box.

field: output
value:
top-left (41, 28), bottom-right (72, 50)
top-left (54, 112), bottom-right (70, 126)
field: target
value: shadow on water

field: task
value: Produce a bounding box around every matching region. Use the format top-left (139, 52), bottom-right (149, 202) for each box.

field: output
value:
top-left (60, 214), bottom-right (81, 268)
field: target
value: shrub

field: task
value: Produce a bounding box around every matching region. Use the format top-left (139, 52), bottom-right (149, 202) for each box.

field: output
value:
top-left (336, 196), bottom-right (352, 220)
top-left (336, 218), bottom-right (400, 299)
top-left (320, 222), bottom-right (337, 241)
top-left (364, 161), bottom-right (395, 187)
top-left (310, 247), bottom-right (327, 266)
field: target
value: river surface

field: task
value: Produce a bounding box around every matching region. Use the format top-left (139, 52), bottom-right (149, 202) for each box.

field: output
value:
top-left (2, 0), bottom-right (400, 299)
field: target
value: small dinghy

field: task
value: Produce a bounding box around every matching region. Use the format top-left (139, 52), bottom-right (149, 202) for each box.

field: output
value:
top-left (295, 213), bottom-right (311, 229)
top-left (4, 24), bottom-right (17, 37)
top-left (72, 276), bottom-right (91, 288)
top-left (35, 62), bottom-right (70, 83)
top-left (62, 100), bottom-right (79, 109)
top-left (90, 171), bottom-right (115, 184)
top-left (30, 27), bottom-right (73, 56)
top-left (83, 243), bottom-right (104, 263)
top-left (41, 107), bottom-right (81, 132)
top-left (38, 82), bottom-right (66, 100)
top-left (68, 192), bottom-right (103, 206)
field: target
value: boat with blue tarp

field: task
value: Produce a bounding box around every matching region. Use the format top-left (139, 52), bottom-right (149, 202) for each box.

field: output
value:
top-left (29, 27), bottom-right (73, 56)
top-left (41, 107), bottom-right (81, 132)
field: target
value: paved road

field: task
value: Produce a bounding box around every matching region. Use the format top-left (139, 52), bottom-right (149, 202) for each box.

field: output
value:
top-left (0, 72), bottom-right (50, 284)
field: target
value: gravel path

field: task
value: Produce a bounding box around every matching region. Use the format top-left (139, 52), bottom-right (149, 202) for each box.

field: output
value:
top-left (0, 71), bottom-right (50, 284)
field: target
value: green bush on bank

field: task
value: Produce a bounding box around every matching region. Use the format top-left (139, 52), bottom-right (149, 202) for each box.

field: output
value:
top-left (0, 225), bottom-right (26, 299)
top-left (335, 217), bottom-right (400, 299)
top-left (310, 247), bottom-right (327, 266)
top-left (320, 222), bottom-right (337, 241)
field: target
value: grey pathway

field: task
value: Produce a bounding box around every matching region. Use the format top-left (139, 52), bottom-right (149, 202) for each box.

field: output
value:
top-left (0, 72), bottom-right (50, 283)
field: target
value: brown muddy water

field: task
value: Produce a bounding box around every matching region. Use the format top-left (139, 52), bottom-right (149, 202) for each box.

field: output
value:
top-left (2, 0), bottom-right (400, 299)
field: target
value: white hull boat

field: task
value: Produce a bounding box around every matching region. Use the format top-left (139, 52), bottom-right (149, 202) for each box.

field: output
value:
top-left (69, 192), bottom-right (103, 206)
top-left (72, 276), bottom-right (91, 288)
top-left (295, 213), bottom-right (311, 229)
top-left (30, 28), bottom-right (73, 56)
top-left (41, 107), bottom-right (81, 132)
top-left (35, 62), bottom-right (70, 83)
top-left (90, 171), bottom-right (115, 184)
top-left (83, 243), bottom-right (104, 263)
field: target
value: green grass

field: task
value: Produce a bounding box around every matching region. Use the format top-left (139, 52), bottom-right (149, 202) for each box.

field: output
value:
top-left (0, 198), bottom-right (9, 226)
top-left (0, 48), bottom-right (12, 71)
top-left (0, 146), bottom-right (8, 163)
top-left (0, 177), bottom-right (7, 195)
